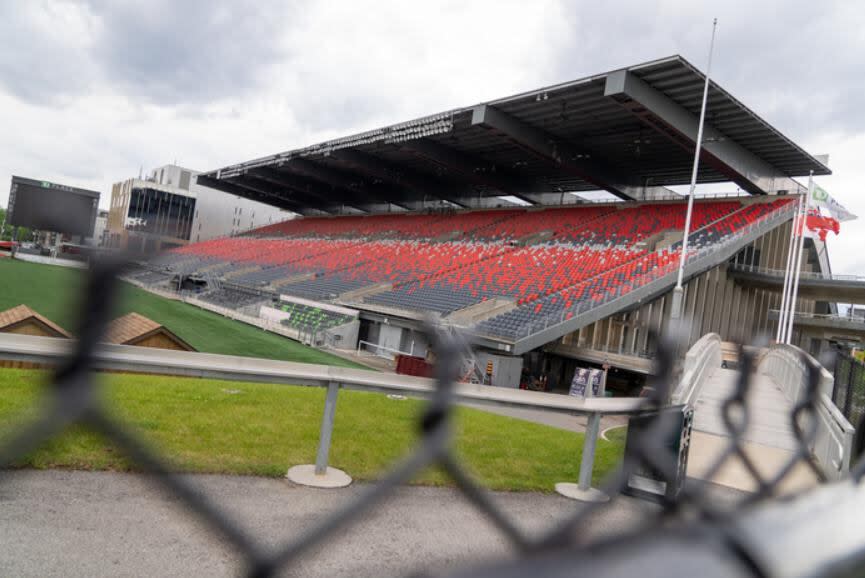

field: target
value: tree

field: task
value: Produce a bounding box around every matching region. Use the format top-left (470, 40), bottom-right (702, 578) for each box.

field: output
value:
top-left (0, 206), bottom-right (33, 242)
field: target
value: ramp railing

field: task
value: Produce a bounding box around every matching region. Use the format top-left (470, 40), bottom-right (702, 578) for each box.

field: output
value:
top-left (759, 344), bottom-right (854, 480)
top-left (672, 332), bottom-right (722, 407)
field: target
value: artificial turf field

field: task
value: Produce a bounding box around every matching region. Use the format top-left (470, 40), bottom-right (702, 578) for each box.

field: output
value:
top-left (0, 258), bottom-right (364, 368)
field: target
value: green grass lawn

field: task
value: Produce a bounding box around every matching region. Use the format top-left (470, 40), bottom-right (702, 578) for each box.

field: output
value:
top-left (0, 368), bottom-right (625, 492)
top-left (0, 258), bottom-right (364, 368)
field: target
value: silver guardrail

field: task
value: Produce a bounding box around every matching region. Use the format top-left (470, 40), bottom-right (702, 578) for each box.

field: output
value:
top-left (0, 332), bottom-right (647, 495)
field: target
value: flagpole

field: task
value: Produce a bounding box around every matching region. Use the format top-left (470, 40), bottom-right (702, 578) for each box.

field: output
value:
top-left (671, 17), bottom-right (718, 320)
top-left (784, 171), bottom-right (814, 344)
top-left (776, 192), bottom-right (803, 341)
top-left (779, 192), bottom-right (805, 343)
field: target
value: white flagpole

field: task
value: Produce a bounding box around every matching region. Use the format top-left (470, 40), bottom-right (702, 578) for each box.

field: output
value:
top-left (784, 172), bottom-right (814, 344)
top-left (671, 17), bottom-right (718, 320)
top-left (776, 192), bottom-right (803, 341)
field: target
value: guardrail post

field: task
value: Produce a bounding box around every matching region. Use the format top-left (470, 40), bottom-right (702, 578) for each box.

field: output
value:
top-left (315, 381), bottom-right (339, 475)
top-left (286, 381), bottom-right (352, 488)
top-left (555, 412), bottom-right (608, 502)
top-left (578, 413), bottom-right (602, 489)
top-left (556, 367), bottom-right (611, 503)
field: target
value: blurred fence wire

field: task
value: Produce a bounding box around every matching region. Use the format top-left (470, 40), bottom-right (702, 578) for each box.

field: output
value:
top-left (0, 257), bottom-right (861, 577)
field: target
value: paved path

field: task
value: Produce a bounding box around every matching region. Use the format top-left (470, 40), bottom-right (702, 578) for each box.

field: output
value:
top-left (0, 470), bottom-right (663, 578)
top-left (693, 367), bottom-right (799, 451)
top-left (689, 367), bottom-right (818, 493)
top-left (460, 401), bottom-right (629, 434)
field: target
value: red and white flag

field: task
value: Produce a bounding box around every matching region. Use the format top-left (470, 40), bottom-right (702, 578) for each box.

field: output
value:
top-left (796, 184), bottom-right (856, 241)
top-left (803, 207), bottom-right (840, 241)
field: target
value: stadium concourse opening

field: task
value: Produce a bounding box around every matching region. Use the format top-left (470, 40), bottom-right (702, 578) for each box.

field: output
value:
top-left (144, 55), bottom-right (832, 391)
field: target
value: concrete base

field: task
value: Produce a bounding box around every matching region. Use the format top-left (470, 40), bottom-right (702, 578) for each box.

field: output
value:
top-left (286, 465), bottom-right (352, 489)
top-left (554, 483), bottom-right (610, 503)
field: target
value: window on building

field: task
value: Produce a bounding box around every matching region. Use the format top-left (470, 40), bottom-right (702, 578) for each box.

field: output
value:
top-left (126, 187), bottom-right (196, 241)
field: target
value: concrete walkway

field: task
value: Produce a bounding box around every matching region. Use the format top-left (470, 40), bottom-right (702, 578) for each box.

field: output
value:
top-left (460, 400), bottom-right (629, 434)
top-left (0, 470), bottom-right (661, 578)
top-left (688, 367), bottom-right (819, 493)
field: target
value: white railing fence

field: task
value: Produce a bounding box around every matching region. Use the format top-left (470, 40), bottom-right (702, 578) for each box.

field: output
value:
top-left (759, 344), bottom-right (854, 480)
top-left (356, 339), bottom-right (414, 359)
top-left (672, 332), bottom-right (722, 407)
top-left (731, 263), bottom-right (865, 283)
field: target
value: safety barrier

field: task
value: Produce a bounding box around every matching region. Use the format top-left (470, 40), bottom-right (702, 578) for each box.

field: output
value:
top-left (0, 332), bottom-right (647, 495)
top-left (759, 344), bottom-right (854, 480)
top-left (12, 252), bottom-right (87, 269)
top-left (731, 263), bottom-right (865, 283)
top-left (672, 332), bottom-right (722, 406)
top-left (356, 339), bottom-right (415, 359)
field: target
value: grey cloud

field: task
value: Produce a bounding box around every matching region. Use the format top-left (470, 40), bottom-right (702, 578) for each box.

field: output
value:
top-left (0, 3), bottom-right (96, 103)
top-left (0, 1), bottom-right (292, 106)
top-left (84, 0), bottom-right (292, 105)
top-left (552, 0), bottom-right (865, 141)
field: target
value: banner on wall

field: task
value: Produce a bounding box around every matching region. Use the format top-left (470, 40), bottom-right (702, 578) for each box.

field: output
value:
top-left (569, 367), bottom-right (604, 398)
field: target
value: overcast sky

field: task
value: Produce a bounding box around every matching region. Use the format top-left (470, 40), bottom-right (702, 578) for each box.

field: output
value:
top-left (0, 1), bottom-right (862, 273)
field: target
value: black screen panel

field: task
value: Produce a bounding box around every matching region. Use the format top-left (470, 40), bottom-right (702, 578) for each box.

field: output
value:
top-left (8, 177), bottom-right (99, 237)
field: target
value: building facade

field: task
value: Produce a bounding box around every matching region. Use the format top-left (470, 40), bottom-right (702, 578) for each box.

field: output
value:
top-left (107, 164), bottom-right (290, 252)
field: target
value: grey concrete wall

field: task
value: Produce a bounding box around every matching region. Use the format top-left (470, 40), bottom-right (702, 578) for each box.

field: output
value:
top-left (399, 329), bottom-right (431, 359)
top-left (378, 325), bottom-right (404, 355)
top-left (325, 320), bottom-right (360, 350)
top-left (473, 351), bottom-right (523, 388)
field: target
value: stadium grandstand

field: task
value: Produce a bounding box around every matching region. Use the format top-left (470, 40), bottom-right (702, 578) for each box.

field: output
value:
top-left (138, 55), bottom-right (840, 391)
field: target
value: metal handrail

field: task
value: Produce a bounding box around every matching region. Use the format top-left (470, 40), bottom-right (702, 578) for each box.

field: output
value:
top-left (759, 343), bottom-right (854, 480)
top-left (731, 263), bottom-right (865, 283)
top-left (0, 333), bottom-right (649, 415)
top-left (767, 309), bottom-right (865, 324)
top-left (0, 331), bottom-right (649, 498)
top-left (505, 201), bottom-right (796, 341)
top-left (356, 339), bottom-right (415, 359)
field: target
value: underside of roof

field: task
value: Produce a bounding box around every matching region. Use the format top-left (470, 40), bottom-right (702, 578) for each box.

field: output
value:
top-left (199, 55), bottom-right (830, 215)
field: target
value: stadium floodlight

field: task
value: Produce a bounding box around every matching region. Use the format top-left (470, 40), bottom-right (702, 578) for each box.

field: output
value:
top-left (671, 18), bottom-right (718, 320)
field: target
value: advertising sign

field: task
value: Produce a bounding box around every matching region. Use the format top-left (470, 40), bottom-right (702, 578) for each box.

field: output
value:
top-left (569, 367), bottom-right (605, 398)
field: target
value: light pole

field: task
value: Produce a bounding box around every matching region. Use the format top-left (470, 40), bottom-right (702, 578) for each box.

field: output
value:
top-left (671, 18), bottom-right (718, 320)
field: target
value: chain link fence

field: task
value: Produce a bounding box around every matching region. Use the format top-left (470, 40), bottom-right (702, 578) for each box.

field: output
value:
top-left (833, 350), bottom-right (865, 458)
top-left (0, 256), bottom-right (859, 576)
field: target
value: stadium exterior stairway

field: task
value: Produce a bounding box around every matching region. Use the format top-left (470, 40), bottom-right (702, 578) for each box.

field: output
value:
top-left (337, 282), bottom-right (393, 301)
top-left (269, 272), bottom-right (317, 289)
top-left (222, 265), bottom-right (262, 280)
top-left (473, 198), bottom-right (797, 355)
top-left (444, 297), bottom-right (518, 327)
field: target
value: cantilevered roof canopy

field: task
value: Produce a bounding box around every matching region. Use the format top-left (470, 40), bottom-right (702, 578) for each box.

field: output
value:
top-left (199, 55), bottom-right (830, 215)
